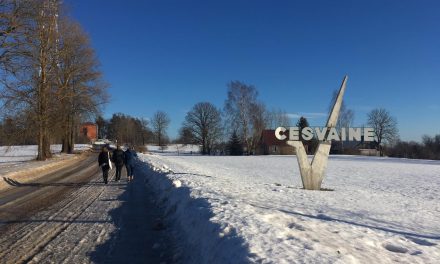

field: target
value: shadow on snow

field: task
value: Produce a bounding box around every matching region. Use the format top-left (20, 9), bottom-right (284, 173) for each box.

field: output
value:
top-left (131, 159), bottom-right (253, 264)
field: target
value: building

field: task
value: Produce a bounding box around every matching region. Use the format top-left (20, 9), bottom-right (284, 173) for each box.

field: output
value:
top-left (259, 129), bottom-right (295, 155)
top-left (330, 136), bottom-right (378, 156)
top-left (359, 148), bottom-right (379, 156)
top-left (79, 122), bottom-right (98, 142)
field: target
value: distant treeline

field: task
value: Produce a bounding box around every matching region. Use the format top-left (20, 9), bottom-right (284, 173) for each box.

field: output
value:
top-left (387, 135), bottom-right (440, 160)
top-left (96, 113), bottom-right (153, 148)
top-left (0, 114), bottom-right (90, 146)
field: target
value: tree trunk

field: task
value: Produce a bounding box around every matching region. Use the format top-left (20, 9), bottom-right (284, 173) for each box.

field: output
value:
top-left (37, 120), bottom-right (44, 160)
top-left (68, 116), bottom-right (75, 153)
top-left (43, 129), bottom-right (51, 159)
top-left (61, 116), bottom-right (69, 153)
top-left (37, 80), bottom-right (51, 160)
top-left (61, 136), bottom-right (68, 153)
top-left (202, 137), bottom-right (206, 155)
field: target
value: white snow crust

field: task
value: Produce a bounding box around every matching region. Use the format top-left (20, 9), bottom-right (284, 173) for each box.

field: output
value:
top-left (140, 153), bottom-right (440, 264)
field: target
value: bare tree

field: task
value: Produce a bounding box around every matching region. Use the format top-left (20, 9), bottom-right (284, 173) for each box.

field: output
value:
top-left (106, 113), bottom-right (151, 146)
top-left (0, 111), bottom-right (36, 145)
top-left (0, 0), bottom-right (107, 159)
top-left (388, 135), bottom-right (440, 160)
top-left (151, 111), bottom-right (170, 146)
top-left (250, 102), bottom-right (266, 154)
top-left (55, 17), bottom-right (108, 153)
top-left (95, 115), bottom-right (108, 139)
top-left (265, 108), bottom-right (291, 129)
top-left (183, 102), bottom-right (222, 155)
top-left (0, 0), bottom-right (33, 68)
top-left (367, 108), bottom-right (399, 156)
top-left (139, 117), bottom-right (150, 146)
top-left (178, 126), bottom-right (194, 145)
top-left (0, 0), bottom-right (60, 160)
top-left (329, 90), bottom-right (355, 130)
top-left (224, 81), bottom-right (264, 154)
top-left (329, 90), bottom-right (354, 153)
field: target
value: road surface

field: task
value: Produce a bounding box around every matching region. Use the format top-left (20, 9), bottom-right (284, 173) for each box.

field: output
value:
top-left (0, 153), bottom-right (173, 264)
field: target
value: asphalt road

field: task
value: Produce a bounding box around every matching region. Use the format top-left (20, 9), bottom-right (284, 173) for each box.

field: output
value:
top-left (0, 153), bottom-right (173, 264)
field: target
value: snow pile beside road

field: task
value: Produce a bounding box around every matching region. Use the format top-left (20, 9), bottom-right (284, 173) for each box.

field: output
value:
top-left (138, 154), bottom-right (251, 263)
top-left (0, 144), bottom-right (91, 191)
top-left (140, 153), bottom-right (440, 263)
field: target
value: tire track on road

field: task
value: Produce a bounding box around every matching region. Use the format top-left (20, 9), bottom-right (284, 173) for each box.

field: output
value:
top-left (0, 157), bottom-right (98, 242)
top-left (0, 155), bottom-right (110, 263)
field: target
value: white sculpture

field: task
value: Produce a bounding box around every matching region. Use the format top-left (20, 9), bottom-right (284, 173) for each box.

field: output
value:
top-left (287, 76), bottom-right (348, 190)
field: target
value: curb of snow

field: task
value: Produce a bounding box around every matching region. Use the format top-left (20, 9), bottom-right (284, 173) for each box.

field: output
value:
top-left (0, 154), bottom-right (84, 192)
top-left (137, 154), bottom-right (251, 264)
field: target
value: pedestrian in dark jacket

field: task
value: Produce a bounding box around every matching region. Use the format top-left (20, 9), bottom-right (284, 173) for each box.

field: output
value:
top-left (98, 146), bottom-right (112, 184)
top-left (112, 145), bottom-right (125, 181)
top-left (124, 147), bottom-right (135, 182)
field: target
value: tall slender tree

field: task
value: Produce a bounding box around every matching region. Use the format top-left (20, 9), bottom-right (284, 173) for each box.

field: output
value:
top-left (55, 17), bottom-right (108, 153)
top-left (329, 90), bottom-right (354, 153)
top-left (0, 0), bottom-right (108, 159)
top-left (224, 80), bottom-right (265, 154)
top-left (151, 111), bottom-right (170, 146)
top-left (266, 108), bottom-right (291, 129)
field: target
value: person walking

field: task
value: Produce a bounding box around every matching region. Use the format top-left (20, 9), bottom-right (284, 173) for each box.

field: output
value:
top-left (98, 146), bottom-right (112, 184)
top-left (124, 146), bottom-right (135, 182)
top-left (112, 145), bottom-right (125, 182)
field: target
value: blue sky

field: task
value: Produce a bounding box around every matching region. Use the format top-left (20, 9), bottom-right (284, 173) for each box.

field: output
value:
top-left (67, 0), bottom-right (440, 141)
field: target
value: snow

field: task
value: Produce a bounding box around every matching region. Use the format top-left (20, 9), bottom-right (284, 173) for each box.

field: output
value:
top-left (146, 144), bottom-right (200, 155)
top-left (0, 144), bottom-right (91, 163)
top-left (139, 153), bottom-right (440, 263)
top-left (0, 144), bottom-right (91, 191)
top-left (0, 156), bottom-right (172, 263)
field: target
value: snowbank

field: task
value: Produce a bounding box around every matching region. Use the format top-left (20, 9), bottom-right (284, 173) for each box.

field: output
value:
top-left (146, 144), bottom-right (200, 155)
top-left (0, 144), bottom-right (91, 191)
top-left (137, 154), bottom-right (251, 263)
top-left (139, 153), bottom-right (440, 263)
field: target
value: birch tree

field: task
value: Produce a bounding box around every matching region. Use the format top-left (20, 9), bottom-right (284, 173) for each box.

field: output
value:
top-left (224, 81), bottom-right (265, 154)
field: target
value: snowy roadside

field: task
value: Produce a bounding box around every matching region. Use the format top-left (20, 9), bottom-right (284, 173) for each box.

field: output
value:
top-left (146, 144), bottom-right (201, 155)
top-left (139, 153), bottom-right (440, 264)
top-left (0, 144), bottom-right (91, 191)
top-left (138, 154), bottom-right (252, 264)
top-left (0, 144), bottom-right (91, 164)
top-left (0, 156), bottom-right (172, 263)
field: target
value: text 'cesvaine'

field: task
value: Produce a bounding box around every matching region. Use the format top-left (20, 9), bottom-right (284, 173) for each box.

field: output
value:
top-left (275, 127), bottom-right (375, 142)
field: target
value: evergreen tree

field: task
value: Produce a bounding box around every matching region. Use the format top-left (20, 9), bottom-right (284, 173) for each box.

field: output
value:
top-left (227, 131), bottom-right (243, 156)
top-left (296, 116), bottom-right (318, 154)
top-left (296, 116), bottom-right (310, 142)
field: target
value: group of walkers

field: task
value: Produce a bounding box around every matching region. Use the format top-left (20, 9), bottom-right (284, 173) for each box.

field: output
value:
top-left (98, 145), bottom-right (135, 184)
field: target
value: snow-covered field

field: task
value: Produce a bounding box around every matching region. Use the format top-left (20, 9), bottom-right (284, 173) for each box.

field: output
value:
top-left (0, 144), bottom-right (91, 190)
top-left (147, 144), bottom-right (200, 155)
top-left (0, 144), bottom-right (91, 164)
top-left (140, 153), bottom-right (440, 264)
